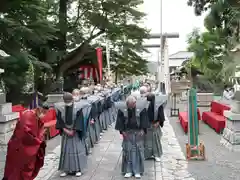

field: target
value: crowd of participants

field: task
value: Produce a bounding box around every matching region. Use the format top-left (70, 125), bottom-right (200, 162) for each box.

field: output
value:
top-left (1, 81), bottom-right (166, 179)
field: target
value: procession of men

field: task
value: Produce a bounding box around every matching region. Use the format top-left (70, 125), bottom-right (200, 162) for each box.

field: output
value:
top-left (2, 79), bottom-right (166, 179)
top-left (115, 82), bottom-right (165, 178)
top-left (54, 81), bottom-right (120, 177)
top-left (54, 80), bottom-right (166, 178)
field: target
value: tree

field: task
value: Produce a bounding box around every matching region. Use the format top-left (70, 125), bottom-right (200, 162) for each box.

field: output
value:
top-left (37, 0), bottom-right (149, 92)
top-left (0, 0), bottom-right (57, 103)
top-left (186, 0), bottom-right (240, 86)
top-left (0, 0), bottom-right (149, 103)
top-left (187, 0), bottom-right (215, 16)
top-left (188, 0), bottom-right (240, 47)
top-left (187, 28), bottom-right (225, 84)
top-left (55, 0), bottom-right (149, 75)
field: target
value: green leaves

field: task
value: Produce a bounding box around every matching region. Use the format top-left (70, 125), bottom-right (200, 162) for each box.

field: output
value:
top-left (187, 27), bottom-right (225, 84)
top-left (187, 0), bottom-right (217, 16)
top-left (0, 0), bottom-right (148, 100)
top-left (187, 0), bottom-right (240, 85)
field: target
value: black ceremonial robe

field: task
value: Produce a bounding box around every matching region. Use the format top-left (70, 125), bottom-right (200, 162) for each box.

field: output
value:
top-left (55, 103), bottom-right (87, 173)
top-left (144, 93), bottom-right (165, 159)
top-left (115, 99), bottom-right (149, 175)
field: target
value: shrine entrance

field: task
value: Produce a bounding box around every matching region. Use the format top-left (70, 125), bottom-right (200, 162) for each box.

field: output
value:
top-left (143, 33), bottom-right (179, 94)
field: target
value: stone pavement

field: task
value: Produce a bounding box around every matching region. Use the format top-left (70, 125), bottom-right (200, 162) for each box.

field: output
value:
top-left (35, 101), bottom-right (240, 180)
top-left (0, 134), bottom-right (61, 179)
top-left (36, 116), bottom-right (195, 180)
top-left (169, 102), bottom-right (240, 180)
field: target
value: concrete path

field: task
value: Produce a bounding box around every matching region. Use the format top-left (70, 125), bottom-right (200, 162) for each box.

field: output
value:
top-left (36, 116), bottom-right (195, 180)
top-left (169, 103), bottom-right (240, 180)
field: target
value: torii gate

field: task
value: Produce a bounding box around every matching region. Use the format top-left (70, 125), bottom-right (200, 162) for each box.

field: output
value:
top-left (143, 33), bottom-right (179, 94)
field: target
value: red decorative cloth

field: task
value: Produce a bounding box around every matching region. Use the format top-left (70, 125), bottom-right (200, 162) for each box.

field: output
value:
top-left (41, 108), bottom-right (55, 123)
top-left (211, 101), bottom-right (230, 116)
top-left (202, 101), bottom-right (230, 133)
top-left (12, 105), bottom-right (27, 120)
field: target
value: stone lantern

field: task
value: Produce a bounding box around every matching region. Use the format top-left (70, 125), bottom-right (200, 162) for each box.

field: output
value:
top-left (220, 44), bottom-right (240, 151)
top-left (0, 68), bottom-right (19, 152)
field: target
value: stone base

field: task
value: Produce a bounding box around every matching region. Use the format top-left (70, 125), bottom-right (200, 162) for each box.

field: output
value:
top-left (222, 127), bottom-right (240, 144)
top-left (0, 103), bottom-right (12, 115)
top-left (0, 111), bottom-right (19, 146)
top-left (224, 111), bottom-right (240, 130)
top-left (0, 130), bottom-right (14, 145)
top-left (0, 144), bottom-right (8, 152)
top-left (220, 137), bottom-right (240, 152)
top-left (47, 94), bottom-right (63, 105)
top-left (220, 111), bottom-right (240, 151)
top-left (0, 112), bottom-right (18, 123)
top-left (0, 117), bottom-right (18, 134)
top-left (230, 101), bottom-right (240, 114)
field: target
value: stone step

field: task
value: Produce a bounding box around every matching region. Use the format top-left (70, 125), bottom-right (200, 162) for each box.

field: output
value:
top-left (0, 117), bottom-right (17, 134)
top-left (0, 144), bottom-right (8, 152)
top-left (0, 129), bottom-right (14, 145)
top-left (47, 94), bottom-right (63, 104)
top-left (0, 103), bottom-right (12, 115)
top-left (0, 112), bottom-right (19, 123)
top-left (0, 112), bottom-right (19, 146)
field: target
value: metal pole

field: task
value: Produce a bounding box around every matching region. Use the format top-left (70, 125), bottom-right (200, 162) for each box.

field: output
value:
top-left (106, 39), bottom-right (111, 78)
top-left (164, 39), bottom-right (170, 94)
top-left (158, 0), bottom-right (163, 90)
top-left (157, 49), bottom-right (160, 82)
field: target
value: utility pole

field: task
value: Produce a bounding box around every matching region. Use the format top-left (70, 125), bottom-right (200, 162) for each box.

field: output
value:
top-left (106, 39), bottom-right (111, 79)
top-left (144, 31), bottom-right (179, 93)
top-left (157, 49), bottom-right (160, 81)
top-left (158, 0), bottom-right (163, 91)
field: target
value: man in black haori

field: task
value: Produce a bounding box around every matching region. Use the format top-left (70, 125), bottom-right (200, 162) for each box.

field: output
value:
top-left (86, 91), bottom-right (102, 146)
top-left (93, 85), bottom-right (104, 138)
top-left (83, 87), bottom-right (97, 147)
top-left (115, 95), bottom-right (149, 178)
top-left (55, 92), bottom-right (87, 177)
top-left (79, 87), bottom-right (93, 155)
top-left (142, 84), bottom-right (165, 162)
top-left (105, 88), bottom-right (114, 126)
top-left (73, 88), bottom-right (97, 151)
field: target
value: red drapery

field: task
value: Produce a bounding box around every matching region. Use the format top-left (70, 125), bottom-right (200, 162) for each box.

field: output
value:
top-left (79, 64), bottom-right (99, 81)
top-left (96, 47), bottom-right (103, 81)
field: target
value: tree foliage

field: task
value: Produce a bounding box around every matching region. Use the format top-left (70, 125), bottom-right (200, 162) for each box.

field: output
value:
top-left (0, 0), bottom-right (149, 104)
top-left (187, 29), bottom-right (224, 83)
top-left (188, 0), bottom-right (240, 46)
top-left (186, 0), bottom-right (240, 89)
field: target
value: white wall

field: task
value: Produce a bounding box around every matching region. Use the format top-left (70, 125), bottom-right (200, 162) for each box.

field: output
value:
top-left (169, 59), bottom-right (186, 67)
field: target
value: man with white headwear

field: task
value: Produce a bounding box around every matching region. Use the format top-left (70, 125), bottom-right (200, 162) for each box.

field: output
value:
top-left (139, 86), bottom-right (148, 97)
top-left (72, 89), bottom-right (80, 102)
top-left (143, 83), bottom-right (165, 162)
top-left (144, 82), bottom-right (151, 92)
top-left (131, 86), bottom-right (146, 99)
top-left (115, 95), bottom-right (149, 178)
top-left (79, 87), bottom-right (86, 98)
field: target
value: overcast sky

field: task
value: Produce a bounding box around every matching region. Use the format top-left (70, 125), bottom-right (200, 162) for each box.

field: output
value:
top-left (141, 0), bottom-right (206, 61)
